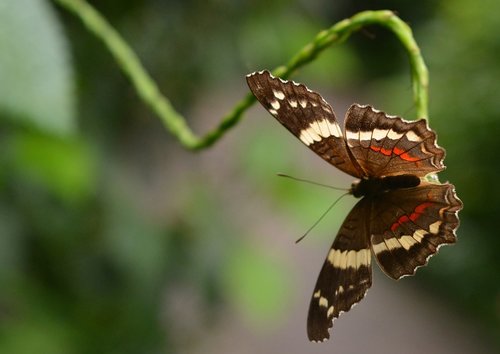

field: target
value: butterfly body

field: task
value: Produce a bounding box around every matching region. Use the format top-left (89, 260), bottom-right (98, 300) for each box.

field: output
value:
top-left (246, 70), bottom-right (462, 342)
top-left (350, 174), bottom-right (421, 198)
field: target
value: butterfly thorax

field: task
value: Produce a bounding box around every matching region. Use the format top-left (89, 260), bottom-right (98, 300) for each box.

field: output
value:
top-left (350, 174), bottom-right (421, 198)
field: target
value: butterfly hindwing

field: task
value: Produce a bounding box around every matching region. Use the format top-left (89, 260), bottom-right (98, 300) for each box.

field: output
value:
top-left (307, 198), bottom-right (372, 342)
top-left (344, 104), bottom-right (445, 178)
top-left (246, 71), bottom-right (362, 178)
top-left (369, 182), bottom-right (462, 279)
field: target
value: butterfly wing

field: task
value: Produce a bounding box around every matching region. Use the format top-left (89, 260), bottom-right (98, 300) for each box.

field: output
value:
top-left (369, 182), bottom-right (462, 279)
top-left (246, 71), bottom-right (363, 178)
top-left (307, 198), bottom-right (372, 342)
top-left (343, 104), bottom-right (445, 178)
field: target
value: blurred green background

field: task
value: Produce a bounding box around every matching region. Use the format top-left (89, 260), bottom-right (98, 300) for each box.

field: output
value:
top-left (0, 0), bottom-right (498, 353)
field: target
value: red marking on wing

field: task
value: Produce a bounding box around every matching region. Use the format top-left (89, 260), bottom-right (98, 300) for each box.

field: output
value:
top-left (370, 146), bottom-right (420, 162)
top-left (390, 202), bottom-right (434, 232)
top-left (392, 147), bottom-right (404, 155)
top-left (400, 152), bottom-right (420, 162)
top-left (370, 146), bottom-right (392, 156)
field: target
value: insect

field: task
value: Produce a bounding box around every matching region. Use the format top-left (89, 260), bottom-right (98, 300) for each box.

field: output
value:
top-left (246, 70), bottom-right (462, 342)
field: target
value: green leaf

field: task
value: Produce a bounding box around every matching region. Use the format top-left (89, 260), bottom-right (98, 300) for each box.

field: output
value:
top-left (8, 132), bottom-right (96, 203)
top-left (0, 0), bottom-right (75, 135)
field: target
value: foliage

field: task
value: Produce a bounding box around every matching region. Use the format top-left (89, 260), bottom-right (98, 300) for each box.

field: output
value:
top-left (0, 0), bottom-right (498, 352)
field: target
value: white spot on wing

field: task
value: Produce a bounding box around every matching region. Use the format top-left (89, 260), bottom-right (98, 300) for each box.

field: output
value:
top-left (372, 242), bottom-right (387, 255)
top-left (356, 248), bottom-right (370, 267)
top-left (406, 130), bottom-right (423, 142)
top-left (299, 130), bottom-right (315, 145)
top-left (330, 121), bottom-right (342, 138)
top-left (272, 89), bottom-right (285, 100)
top-left (372, 128), bottom-right (389, 140)
top-left (319, 296), bottom-right (328, 308)
top-left (359, 131), bottom-right (372, 142)
top-left (385, 237), bottom-right (402, 251)
top-left (413, 229), bottom-right (426, 242)
top-left (298, 119), bottom-right (341, 145)
top-left (309, 120), bottom-right (322, 136)
top-left (399, 235), bottom-right (419, 250)
top-left (328, 248), bottom-right (370, 269)
top-left (345, 130), bottom-right (358, 140)
top-left (345, 130), bottom-right (359, 147)
top-left (429, 221), bottom-right (441, 234)
top-left (307, 127), bottom-right (321, 142)
top-left (347, 250), bottom-right (357, 268)
top-left (328, 249), bottom-right (344, 268)
top-left (270, 100), bottom-right (280, 110)
top-left (289, 99), bottom-right (298, 108)
top-left (326, 121), bottom-right (338, 138)
top-left (373, 235), bottom-right (420, 253)
top-left (387, 129), bottom-right (404, 140)
top-left (317, 119), bottom-right (330, 137)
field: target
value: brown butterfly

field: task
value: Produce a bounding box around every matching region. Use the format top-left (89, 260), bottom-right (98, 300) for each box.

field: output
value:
top-left (246, 70), bottom-right (462, 342)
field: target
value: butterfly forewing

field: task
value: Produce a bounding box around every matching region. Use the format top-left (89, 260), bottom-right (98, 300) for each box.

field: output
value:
top-left (246, 71), bottom-right (362, 178)
top-left (369, 183), bottom-right (462, 279)
top-left (307, 199), bottom-right (372, 342)
top-left (344, 104), bottom-right (445, 178)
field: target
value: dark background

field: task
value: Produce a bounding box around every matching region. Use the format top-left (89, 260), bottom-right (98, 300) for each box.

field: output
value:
top-left (0, 0), bottom-right (498, 353)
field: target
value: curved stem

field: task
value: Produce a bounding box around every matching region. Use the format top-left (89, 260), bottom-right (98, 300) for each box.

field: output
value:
top-left (53, 1), bottom-right (429, 150)
top-left (275, 10), bottom-right (429, 119)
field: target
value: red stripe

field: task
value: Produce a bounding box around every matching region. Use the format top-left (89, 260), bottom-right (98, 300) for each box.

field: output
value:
top-left (400, 152), bottom-right (420, 162)
top-left (390, 202), bottom-right (433, 232)
top-left (414, 202), bottom-right (433, 214)
top-left (370, 146), bottom-right (420, 162)
top-left (393, 147), bottom-right (404, 155)
top-left (370, 146), bottom-right (392, 156)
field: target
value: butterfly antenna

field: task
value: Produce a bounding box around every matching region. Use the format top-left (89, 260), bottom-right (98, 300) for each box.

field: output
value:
top-left (295, 192), bottom-right (350, 244)
top-left (276, 173), bottom-right (348, 191)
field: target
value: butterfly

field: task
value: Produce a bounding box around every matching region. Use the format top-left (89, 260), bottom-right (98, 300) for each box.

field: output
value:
top-left (246, 70), bottom-right (462, 342)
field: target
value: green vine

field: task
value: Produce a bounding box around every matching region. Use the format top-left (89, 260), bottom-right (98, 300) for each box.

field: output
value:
top-left (53, 0), bottom-right (429, 150)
